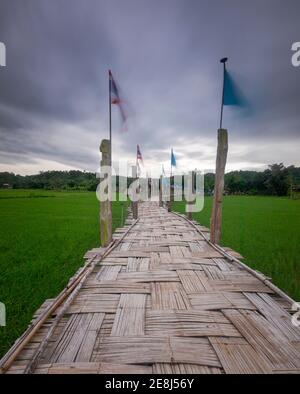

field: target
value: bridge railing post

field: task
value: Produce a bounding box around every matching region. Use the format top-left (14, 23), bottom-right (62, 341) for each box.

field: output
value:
top-left (187, 171), bottom-right (195, 221)
top-left (159, 176), bottom-right (163, 207)
top-left (99, 139), bottom-right (112, 247)
top-left (167, 176), bottom-right (174, 212)
top-left (210, 129), bottom-right (228, 244)
top-left (131, 165), bottom-right (138, 219)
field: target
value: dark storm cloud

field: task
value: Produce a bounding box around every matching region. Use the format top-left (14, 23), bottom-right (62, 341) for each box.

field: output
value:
top-left (0, 0), bottom-right (300, 174)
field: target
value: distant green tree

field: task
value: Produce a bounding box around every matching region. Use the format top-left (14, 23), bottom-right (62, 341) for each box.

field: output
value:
top-left (264, 163), bottom-right (289, 196)
top-left (1, 164), bottom-right (300, 196)
top-left (204, 173), bottom-right (214, 195)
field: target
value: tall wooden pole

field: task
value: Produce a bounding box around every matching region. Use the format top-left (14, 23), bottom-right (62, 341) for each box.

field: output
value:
top-left (109, 71), bottom-right (112, 166)
top-left (100, 139), bottom-right (112, 246)
top-left (187, 171), bottom-right (195, 221)
top-left (159, 175), bottom-right (163, 207)
top-left (131, 165), bottom-right (138, 219)
top-left (168, 176), bottom-right (174, 212)
top-left (210, 129), bottom-right (228, 244)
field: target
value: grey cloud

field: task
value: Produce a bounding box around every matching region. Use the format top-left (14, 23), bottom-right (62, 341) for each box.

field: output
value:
top-left (0, 0), bottom-right (300, 174)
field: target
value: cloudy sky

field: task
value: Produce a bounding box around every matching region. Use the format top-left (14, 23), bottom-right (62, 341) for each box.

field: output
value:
top-left (0, 0), bottom-right (299, 176)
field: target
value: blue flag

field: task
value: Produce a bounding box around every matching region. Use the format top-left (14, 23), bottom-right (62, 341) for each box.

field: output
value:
top-left (171, 149), bottom-right (176, 167)
top-left (223, 69), bottom-right (245, 106)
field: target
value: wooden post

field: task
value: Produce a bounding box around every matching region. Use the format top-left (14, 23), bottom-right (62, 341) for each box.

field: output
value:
top-left (210, 129), bottom-right (228, 244)
top-left (167, 176), bottom-right (174, 212)
top-left (99, 139), bottom-right (112, 247)
top-left (159, 176), bottom-right (163, 207)
top-left (131, 165), bottom-right (138, 219)
top-left (187, 171), bottom-right (195, 221)
top-left (148, 177), bottom-right (151, 199)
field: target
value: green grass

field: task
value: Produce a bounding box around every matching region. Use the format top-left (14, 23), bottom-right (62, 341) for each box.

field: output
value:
top-left (0, 189), bottom-right (127, 357)
top-left (173, 196), bottom-right (300, 301)
top-left (1, 191), bottom-right (299, 358)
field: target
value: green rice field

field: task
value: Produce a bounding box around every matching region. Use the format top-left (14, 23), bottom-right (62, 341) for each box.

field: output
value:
top-left (173, 196), bottom-right (300, 302)
top-left (0, 190), bottom-right (299, 358)
top-left (0, 189), bottom-right (127, 357)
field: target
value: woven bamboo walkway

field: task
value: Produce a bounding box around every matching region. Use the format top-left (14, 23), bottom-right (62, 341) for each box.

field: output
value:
top-left (1, 201), bottom-right (300, 374)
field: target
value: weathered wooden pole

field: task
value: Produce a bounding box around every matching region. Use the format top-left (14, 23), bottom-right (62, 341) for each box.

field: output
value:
top-left (182, 174), bottom-right (185, 202)
top-left (148, 178), bottom-right (151, 199)
top-left (131, 165), bottom-right (138, 219)
top-left (187, 171), bottom-right (195, 221)
top-left (159, 176), bottom-right (163, 207)
top-left (167, 176), bottom-right (174, 212)
top-left (99, 139), bottom-right (112, 246)
top-left (210, 129), bottom-right (228, 244)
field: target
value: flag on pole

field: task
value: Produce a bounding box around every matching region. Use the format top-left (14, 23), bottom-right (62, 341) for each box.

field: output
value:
top-left (223, 68), bottom-right (245, 106)
top-left (137, 144), bottom-right (143, 165)
top-left (219, 58), bottom-right (246, 129)
top-left (171, 148), bottom-right (176, 167)
top-left (136, 144), bottom-right (143, 177)
top-left (109, 70), bottom-right (128, 129)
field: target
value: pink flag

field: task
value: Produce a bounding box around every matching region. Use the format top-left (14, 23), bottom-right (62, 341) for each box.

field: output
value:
top-left (109, 70), bottom-right (128, 131)
top-left (137, 144), bottom-right (144, 165)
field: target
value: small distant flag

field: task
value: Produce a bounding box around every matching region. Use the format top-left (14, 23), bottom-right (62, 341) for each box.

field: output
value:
top-left (136, 144), bottom-right (143, 176)
top-left (171, 148), bottom-right (176, 167)
top-left (109, 70), bottom-right (128, 129)
top-left (137, 144), bottom-right (143, 165)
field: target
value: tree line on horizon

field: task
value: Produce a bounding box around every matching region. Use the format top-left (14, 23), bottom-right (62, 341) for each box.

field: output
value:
top-left (0, 163), bottom-right (300, 197)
